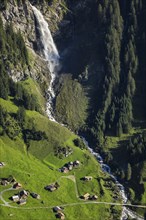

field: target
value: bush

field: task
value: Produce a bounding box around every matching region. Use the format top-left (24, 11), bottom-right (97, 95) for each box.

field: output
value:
top-left (73, 138), bottom-right (86, 149)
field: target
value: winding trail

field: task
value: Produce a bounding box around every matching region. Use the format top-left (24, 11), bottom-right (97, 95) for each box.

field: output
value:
top-left (0, 180), bottom-right (146, 212)
top-left (1, 5), bottom-right (144, 220)
top-left (1, 193), bottom-right (146, 209)
top-left (0, 187), bottom-right (16, 206)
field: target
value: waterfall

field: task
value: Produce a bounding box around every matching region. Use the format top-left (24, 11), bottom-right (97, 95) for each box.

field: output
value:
top-left (31, 5), bottom-right (144, 220)
top-left (31, 5), bottom-right (60, 121)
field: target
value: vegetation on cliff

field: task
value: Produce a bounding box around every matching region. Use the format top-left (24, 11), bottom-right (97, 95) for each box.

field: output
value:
top-left (0, 0), bottom-right (146, 219)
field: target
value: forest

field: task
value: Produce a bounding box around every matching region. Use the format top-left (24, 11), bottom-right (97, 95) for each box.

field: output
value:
top-left (0, 0), bottom-right (146, 219)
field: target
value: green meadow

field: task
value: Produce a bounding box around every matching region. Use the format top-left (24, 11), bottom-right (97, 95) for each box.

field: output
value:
top-left (0, 124), bottom-right (121, 220)
top-left (0, 80), bottom-right (121, 220)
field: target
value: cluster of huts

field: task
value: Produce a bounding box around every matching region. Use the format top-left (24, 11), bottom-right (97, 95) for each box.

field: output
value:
top-left (80, 176), bottom-right (98, 200)
top-left (53, 206), bottom-right (65, 220)
top-left (0, 176), bottom-right (16, 186)
top-left (0, 176), bottom-right (40, 206)
top-left (0, 159), bottom-right (98, 215)
top-left (59, 160), bottom-right (80, 173)
top-left (11, 190), bottom-right (29, 205)
top-left (1, 178), bottom-right (22, 190)
top-left (11, 190), bottom-right (40, 205)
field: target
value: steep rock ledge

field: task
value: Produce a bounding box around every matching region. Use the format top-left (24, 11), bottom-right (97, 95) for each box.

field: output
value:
top-left (0, 0), bottom-right (66, 92)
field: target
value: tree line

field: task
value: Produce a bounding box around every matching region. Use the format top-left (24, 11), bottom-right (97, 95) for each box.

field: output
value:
top-left (0, 15), bottom-right (41, 112)
top-left (0, 16), bottom-right (29, 100)
top-left (0, 105), bottom-right (47, 143)
top-left (88, 0), bottom-right (146, 147)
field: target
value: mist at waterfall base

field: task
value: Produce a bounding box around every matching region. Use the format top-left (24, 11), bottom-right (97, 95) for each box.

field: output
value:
top-left (31, 5), bottom-right (144, 220)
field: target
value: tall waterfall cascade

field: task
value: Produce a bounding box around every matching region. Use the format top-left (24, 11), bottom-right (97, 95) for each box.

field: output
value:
top-left (31, 5), bottom-right (144, 220)
top-left (32, 5), bottom-right (60, 121)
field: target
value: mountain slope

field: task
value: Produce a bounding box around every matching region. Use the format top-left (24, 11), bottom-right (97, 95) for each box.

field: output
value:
top-left (0, 0), bottom-right (146, 219)
top-left (0, 122), bottom-right (121, 220)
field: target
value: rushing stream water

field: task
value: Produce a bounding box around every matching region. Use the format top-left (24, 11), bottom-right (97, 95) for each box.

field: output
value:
top-left (31, 5), bottom-right (144, 220)
top-left (32, 5), bottom-right (60, 121)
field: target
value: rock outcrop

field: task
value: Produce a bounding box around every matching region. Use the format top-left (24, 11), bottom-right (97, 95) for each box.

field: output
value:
top-left (0, 0), bottom-right (67, 92)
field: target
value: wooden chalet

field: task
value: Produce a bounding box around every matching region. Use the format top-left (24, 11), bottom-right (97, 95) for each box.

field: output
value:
top-left (73, 160), bottom-right (80, 167)
top-left (89, 195), bottom-right (98, 200)
top-left (13, 182), bottom-right (22, 189)
top-left (0, 162), bottom-right (5, 167)
top-left (82, 193), bottom-right (90, 200)
top-left (19, 190), bottom-right (28, 199)
top-left (61, 167), bottom-right (69, 173)
top-left (12, 195), bottom-right (20, 202)
top-left (18, 199), bottom-right (27, 205)
top-left (56, 212), bottom-right (65, 219)
top-left (1, 179), bottom-right (9, 186)
top-left (53, 206), bottom-right (62, 213)
top-left (45, 184), bottom-right (57, 192)
top-left (83, 176), bottom-right (93, 181)
top-left (30, 192), bottom-right (40, 199)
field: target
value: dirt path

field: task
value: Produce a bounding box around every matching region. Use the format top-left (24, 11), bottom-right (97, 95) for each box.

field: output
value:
top-left (0, 187), bottom-right (16, 206)
top-left (0, 178), bottom-right (145, 217)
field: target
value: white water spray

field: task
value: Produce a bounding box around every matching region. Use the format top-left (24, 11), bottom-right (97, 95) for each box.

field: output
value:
top-left (32, 5), bottom-right (60, 121)
top-left (31, 5), bottom-right (144, 220)
top-left (81, 137), bottom-right (144, 220)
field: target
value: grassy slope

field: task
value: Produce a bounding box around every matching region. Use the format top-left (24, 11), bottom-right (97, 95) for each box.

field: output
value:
top-left (26, 110), bottom-right (78, 159)
top-left (0, 96), bottom-right (122, 219)
top-left (0, 76), bottom-right (45, 114)
top-left (0, 133), bottom-right (121, 220)
top-left (0, 97), bottom-right (77, 158)
top-left (20, 78), bottom-right (46, 114)
top-left (0, 98), bottom-right (18, 113)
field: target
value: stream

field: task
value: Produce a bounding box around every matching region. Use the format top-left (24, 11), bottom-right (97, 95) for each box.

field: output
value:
top-left (31, 5), bottom-right (144, 220)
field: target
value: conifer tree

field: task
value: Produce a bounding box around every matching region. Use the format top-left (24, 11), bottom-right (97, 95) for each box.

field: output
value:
top-left (127, 163), bottom-right (132, 181)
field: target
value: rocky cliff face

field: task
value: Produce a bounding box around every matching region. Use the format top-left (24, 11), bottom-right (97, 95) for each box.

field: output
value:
top-left (0, 0), bottom-right (67, 92)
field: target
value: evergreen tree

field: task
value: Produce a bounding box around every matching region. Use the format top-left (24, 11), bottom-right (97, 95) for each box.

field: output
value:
top-left (0, 106), bottom-right (5, 127)
top-left (0, 0), bottom-right (7, 11)
top-left (17, 106), bottom-right (26, 126)
top-left (127, 163), bottom-right (132, 181)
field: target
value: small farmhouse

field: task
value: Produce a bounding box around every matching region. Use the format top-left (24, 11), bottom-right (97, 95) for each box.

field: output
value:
top-left (12, 195), bottom-right (20, 202)
top-left (53, 206), bottom-right (62, 212)
top-left (0, 162), bottom-right (5, 167)
top-left (1, 179), bottom-right (9, 186)
top-left (18, 199), bottom-right (27, 205)
top-left (19, 190), bottom-right (29, 199)
top-left (30, 192), bottom-right (40, 199)
top-left (73, 160), bottom-right (80, 167)
top-left (56, 212), bottom-right (65, 219)
top-left (45, 182), bottom-right (60, 192)
top-left (13, 182), bottom-right (22, 189)
top-left (45, 185), bottom-right (56, 191)
top-left (82, 193), bottom-right (90, 200)
top-left (83, 176), bottom-right (93, 181)
top-left (90, 195), bottom-right (98, 200)
top-left (61, 167), bottom-right (69, 173)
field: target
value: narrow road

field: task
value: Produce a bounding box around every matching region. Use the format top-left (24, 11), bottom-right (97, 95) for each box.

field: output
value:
top-left (0, 199), bottom-right (146, 209)
top-left (0, 179), bottom-right (145, 220)
top-left (0, 187), bottom-right (15, 206)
